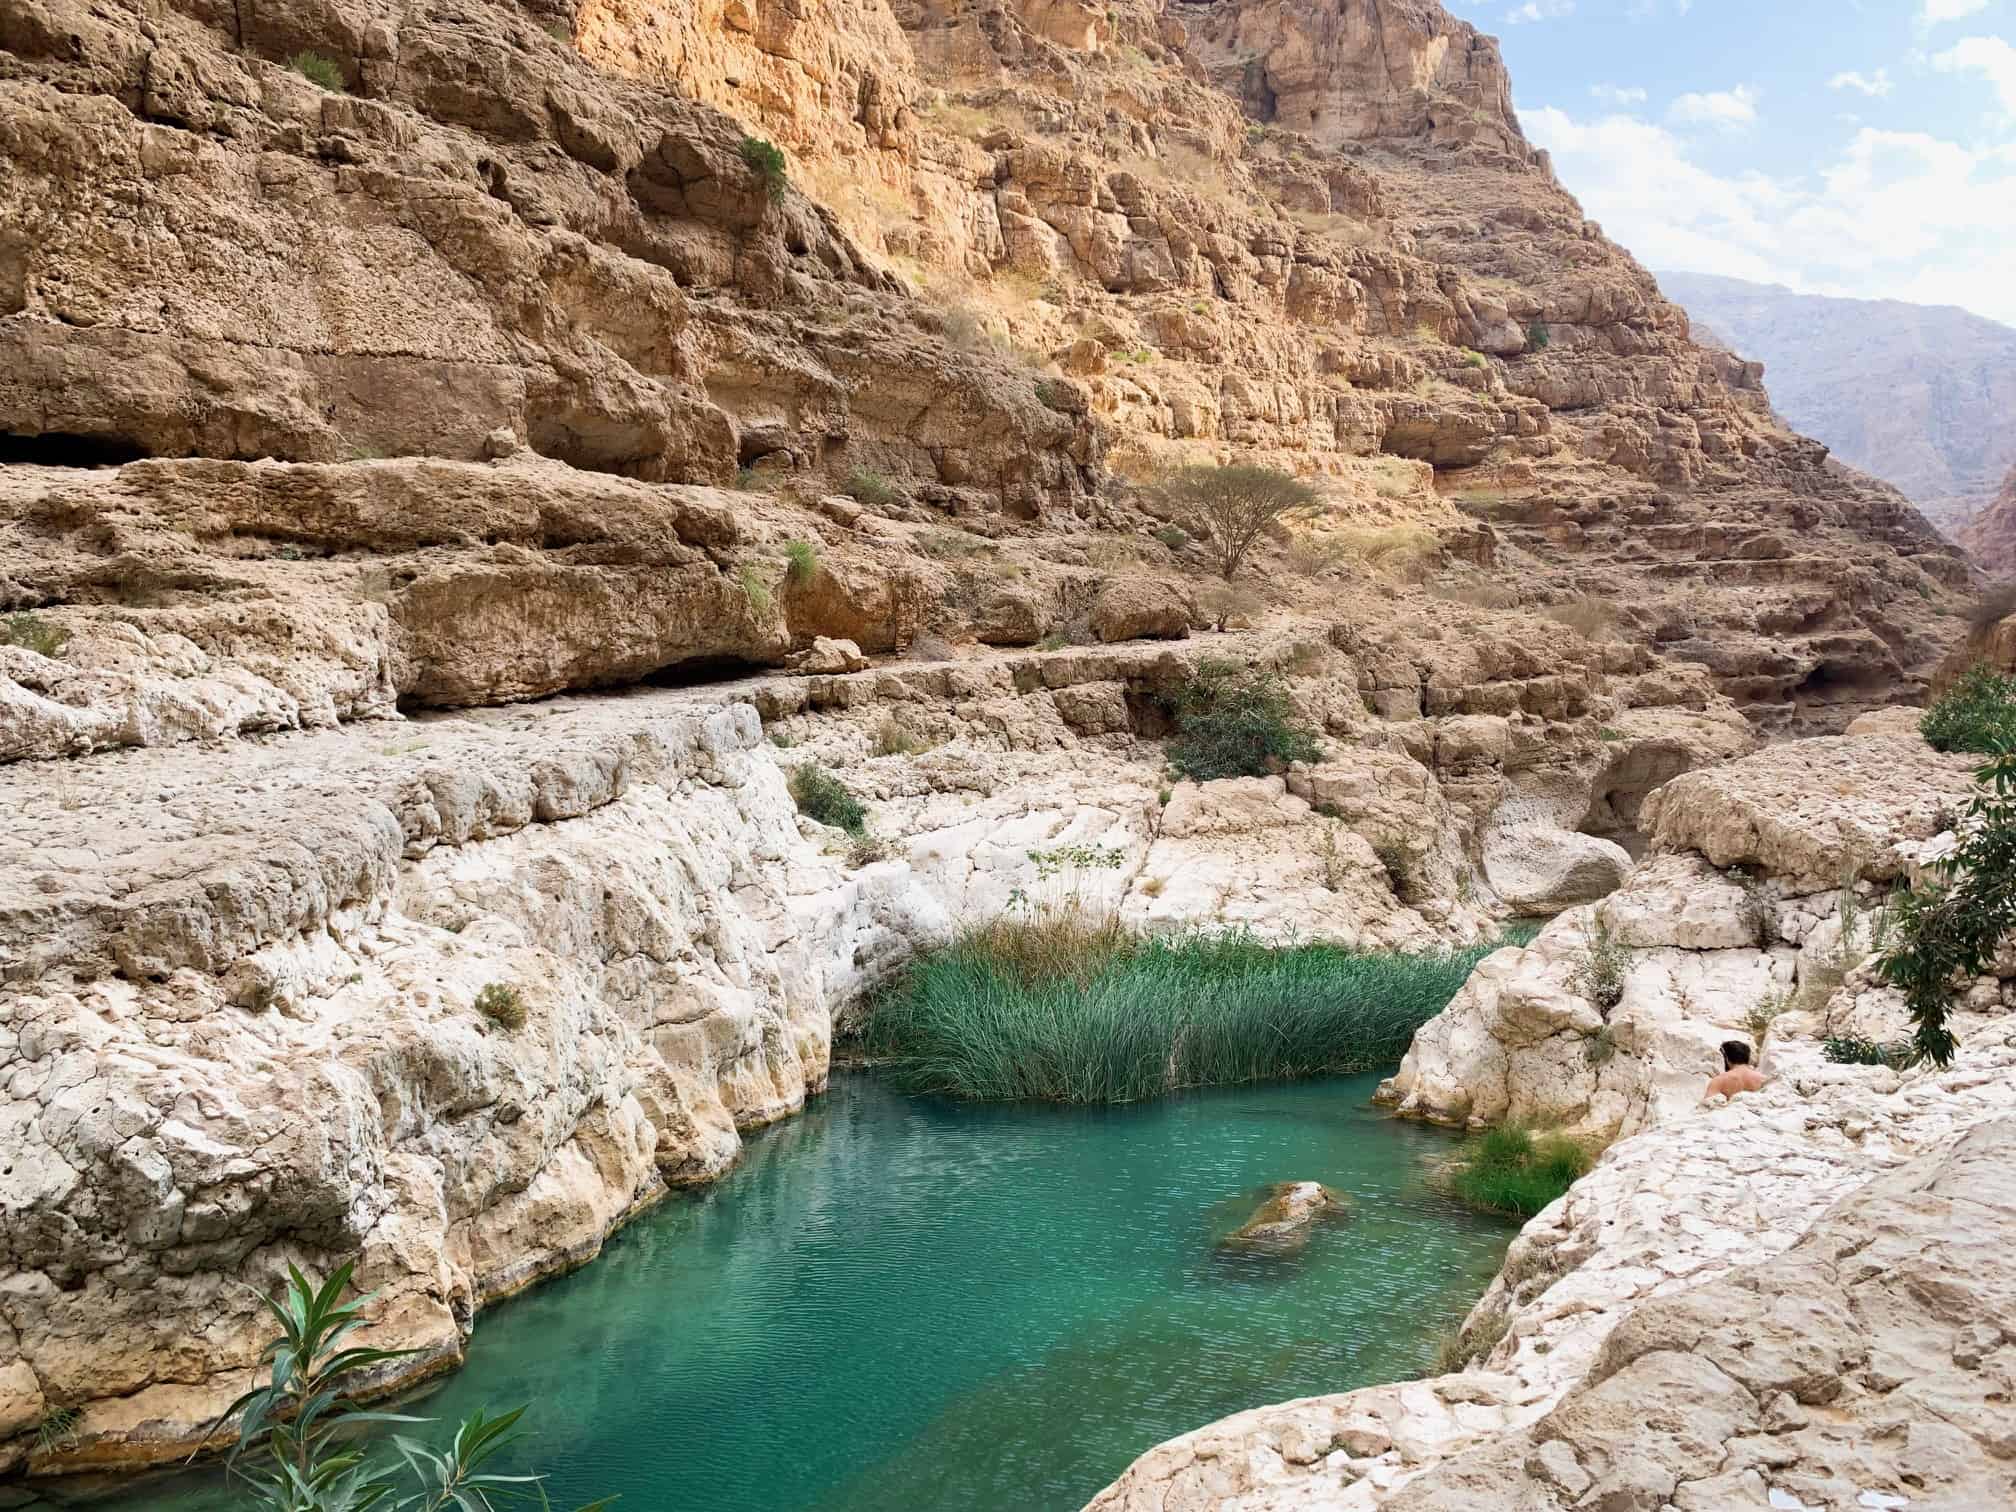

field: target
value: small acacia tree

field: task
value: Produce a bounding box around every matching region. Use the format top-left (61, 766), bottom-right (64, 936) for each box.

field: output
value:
top-left (1158, 464), bottom-right (1320, 580)
top-left (1879, 747), bottom-right (2016, 1067)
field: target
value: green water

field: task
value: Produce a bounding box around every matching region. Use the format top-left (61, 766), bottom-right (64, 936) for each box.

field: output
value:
top-left (51, 1073), bottom-right (1509, 1512)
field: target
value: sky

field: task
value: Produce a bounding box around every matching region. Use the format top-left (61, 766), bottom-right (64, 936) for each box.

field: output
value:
top-left (1445, 0), bottom-right (2016, 327)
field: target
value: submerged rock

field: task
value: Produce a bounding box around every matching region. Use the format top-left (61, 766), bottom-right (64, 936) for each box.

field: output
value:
top-left (1218, 1182), bottom-right (1352, 1255)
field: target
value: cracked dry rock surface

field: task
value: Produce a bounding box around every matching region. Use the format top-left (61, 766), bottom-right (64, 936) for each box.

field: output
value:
top-left (0, 692), bottom-right (953, 1474)
top-left (1089, 729), bottom-right (2016, 1511)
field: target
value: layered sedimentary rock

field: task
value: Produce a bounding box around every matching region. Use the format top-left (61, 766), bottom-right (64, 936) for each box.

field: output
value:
top-left (1091, 724), bottom-right (2016, 1510)
top-left (0, 0), bottom-right (1971, 749)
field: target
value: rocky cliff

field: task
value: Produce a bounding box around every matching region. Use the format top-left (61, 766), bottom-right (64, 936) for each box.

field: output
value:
top-left (1659, 271), bottom-right (2016, 541)
top-left (1092, 726), bottom-right (2016, 1511)
top-left (0, 0), bottom-right (1970, 748)
top-left (1959, 462), bottom-right (2016, 578)
top-left (0, 0), bottom-right (1992, 1488)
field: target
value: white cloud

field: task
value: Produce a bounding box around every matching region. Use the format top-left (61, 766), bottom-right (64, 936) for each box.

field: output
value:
top-left (1920, 0), bottom-right (1988, 25)
top-left (1668, 85), bottom-right (1760, 130)
top-left (1505, 0), bottom-right (1573, 22)
top-left (1827, 68), bottom-right (1894, 98)
top-left (1590, 83), bottom-right (1649, 106)
top-left (1525, 105), bottom-right (2016, 326)
top-left (1933, 35), bottom-right (2016, 113)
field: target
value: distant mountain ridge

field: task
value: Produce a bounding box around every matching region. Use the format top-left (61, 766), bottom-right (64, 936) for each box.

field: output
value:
top-left (1657, 271), bottom-right (2016, 539)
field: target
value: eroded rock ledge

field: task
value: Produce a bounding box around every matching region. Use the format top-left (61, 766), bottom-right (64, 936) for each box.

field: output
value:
top-left (1088, 728), bottom-right (2016, 1511)
top-left (0, 694), bottom-right (953, 1473)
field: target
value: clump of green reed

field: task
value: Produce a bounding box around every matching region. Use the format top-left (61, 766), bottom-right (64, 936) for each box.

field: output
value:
top-left (865, 922), bottom-right (1498, 1104)
top-left (1445, 1124), bottom-right (1593, 1218)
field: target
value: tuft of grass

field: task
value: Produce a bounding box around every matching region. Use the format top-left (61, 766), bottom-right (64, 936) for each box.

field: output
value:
top-left (3, 611), bottom-right (70, 658)
top-left (846, 831), bottom-right (890, 868)
top-left (790, 762), bottom-right (867, 835)
top-left (1921, 663), bottom-right (2016, 754)
top-left (1166, 658), bottom-right (1323, 781)
top-left (783, 538), bottom-right (819, 586)
top-left (842, 468), bottom-right (898, 507)
top-left (866, 925), bottom-right (1504, 1104)
top-left (737, 561), bottom-right (775, 618)
top-left (1446, 1125), bottom-right (1592, 1218)
top-left (35, 1405), bottom-right (82, 1453)
top-left (1431, 1301), bottom-right (1510, 1375)
top-left (1525, 320), bottom-right (1551, 352)
top-left (739, 135), bottom-right (787, 198)
top-left (474, 982), bottom-right (525, 1030)
top-left (289, 50), bottom-right (345, 91)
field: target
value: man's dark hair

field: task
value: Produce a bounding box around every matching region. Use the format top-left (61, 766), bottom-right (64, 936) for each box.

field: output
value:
top-left (1721, 1039), bottom-right (1752, 1068)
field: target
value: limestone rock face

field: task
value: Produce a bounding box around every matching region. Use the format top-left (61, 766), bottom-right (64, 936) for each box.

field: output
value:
top-left (1483, 827), bottom-right (1631, 915)
top-left (1093, 721), bottom-right (2016, 1512)
top-left (1641, 732), bottom-right (1978, 891)
top-left (1957, 460), bottom-right (2016, 574)
top-left (0, 694), bottom-right (953, 1473)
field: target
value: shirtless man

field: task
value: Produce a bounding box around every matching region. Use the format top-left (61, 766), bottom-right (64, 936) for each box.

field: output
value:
top-left (1702, 1039), bottom-right (1769, 1102)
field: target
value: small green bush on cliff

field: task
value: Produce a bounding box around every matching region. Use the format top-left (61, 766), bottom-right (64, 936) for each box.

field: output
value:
top-left (1165, 658), bottom-right (1323, 781)
top-left (1920, 663), bottom-right (2016, 754)
top-left (474, 982), bottom-right (525, 1030)
top-left (739, 135), bottom-right (788, 198)
top-left (790, 761), bottom-right (868, 836)
top-left (1878, 746), bottom-right (2016, 1066)
top-left (1444, 1124), bottom-right (1592, 1218)
top-left (288, 50), bottom-right (345, 91)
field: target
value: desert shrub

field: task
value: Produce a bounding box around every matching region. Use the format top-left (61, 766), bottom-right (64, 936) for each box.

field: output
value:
top-left (289, 50), bottom-right (344, 90)
top-left (1318, 824), bottom-right (1348, 892)
top-left (3, 611), bottom-right (70, 658)
top-left (1582, 1024), bottom-right (1616, 1067)
top-left (1525, 320), bottom-right (1551, 351)
top-left (1542, 594), bottom-right (1621, 641)
top-left (1920, 663), bottom-right (2016, 754)
top-left (1153, 524), bottom-right (1190, 551)
top-left (843, 468), bottom-right (899, 507)
top-left (1822, 1035), bottom-right (1913, 1068)
top-left (1743, 991), bottom-right (1788, 1051)
top-left (1966, 581), bottom-right (2016, 632)
top-left (737, 561), bottom-right (775, 618)
top-left (1374, 838), bottom-right (1417, 901)
top-left (867, 925), bottom-right (1502, 1104)
top-left (783, 538), bottom-right (819, 586)
top-left (1197, 581), bottom-right (1261, 633)
top-left (790, 762), bottom-right (867, 835)
top-left (1165, 658), bottom-right (1322, 780)
top-left (1568, 917), bottom-right (1630, 1011)
top-left (739, 134), bottom-right (788, 198)
top-left (1446, 1124), bottom-right (1592, 1218)
top-left (474, 982), bottom-right (525, 1030)
top-left (847, 831), bottom-right (890, 868)
top-left (1878, 746), bottom-right (2016, 1065)
top-left (1461, 348), bottom-right (1487, 370)
top-left (1157, 464), bottom-right (1321, 580)
top-left (216, 1264), bottom-right (604, 1512)
top-left (1730, 865), bottom-right (1775, 946)
top-left (872, 717), bottom-right (919, 757)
